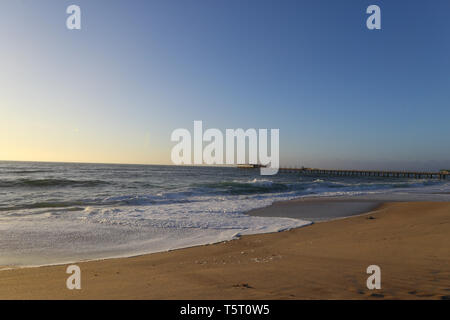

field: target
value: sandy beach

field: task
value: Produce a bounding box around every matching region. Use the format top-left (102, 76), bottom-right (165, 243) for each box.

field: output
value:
top-left (0, 200), bottom-right (449, 300)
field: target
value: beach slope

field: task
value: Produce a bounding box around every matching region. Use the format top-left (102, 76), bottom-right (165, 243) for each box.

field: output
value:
top-left (0, 202), bottom-right (449, 299)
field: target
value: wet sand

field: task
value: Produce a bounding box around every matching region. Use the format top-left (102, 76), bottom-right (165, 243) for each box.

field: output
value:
top-left (0, 201), bottom-right (449, 299)
top-left (248, 198), bottom-right (382, 221)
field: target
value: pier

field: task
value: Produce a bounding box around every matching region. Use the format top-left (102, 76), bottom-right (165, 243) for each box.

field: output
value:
top-left (238, 166), bottom-right (449, 180)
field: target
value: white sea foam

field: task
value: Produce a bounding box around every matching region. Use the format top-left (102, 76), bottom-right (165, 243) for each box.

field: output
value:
top-left (0, 198), bottom-right (311, 267)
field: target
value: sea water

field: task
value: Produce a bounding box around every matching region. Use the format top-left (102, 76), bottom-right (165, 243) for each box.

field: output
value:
top-left (1, 161), bottom-right (449, 267)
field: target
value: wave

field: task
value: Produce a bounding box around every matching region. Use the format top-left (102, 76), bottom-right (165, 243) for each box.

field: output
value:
top-left (0, 201), bottom-right (88, 212)
top-left (191, 176), bottom-right (446, 197)
top-left (196, 179), bottom-right (291, 195)
top-left (0, 194), bottom-right (194, 212)
top-left (0, 178), bottom-right (109, 188)
top-left (0, 170), bottom-right (53, 174)
top-left (102, 194), bottom-right (193, 206)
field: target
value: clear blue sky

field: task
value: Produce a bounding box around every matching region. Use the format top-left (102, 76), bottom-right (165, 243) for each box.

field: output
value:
top-left (1, 0), bottom-right (449, 170)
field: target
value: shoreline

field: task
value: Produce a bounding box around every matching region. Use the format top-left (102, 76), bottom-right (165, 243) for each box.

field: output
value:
top-left (0, 196), bottom-right (382, 271)
top-left (1, 200), bottom-right (449, 299)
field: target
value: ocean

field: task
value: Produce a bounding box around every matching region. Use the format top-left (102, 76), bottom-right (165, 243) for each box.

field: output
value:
top-left (1, 161), bottom-right (449, 267)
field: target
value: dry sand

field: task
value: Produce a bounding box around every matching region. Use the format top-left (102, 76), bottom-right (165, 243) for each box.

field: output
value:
top-left (0, 201), bottom-right (449, 300)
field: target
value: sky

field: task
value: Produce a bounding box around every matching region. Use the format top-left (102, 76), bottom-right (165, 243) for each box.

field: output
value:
top-left (1, 0), bottom-right (449, 170)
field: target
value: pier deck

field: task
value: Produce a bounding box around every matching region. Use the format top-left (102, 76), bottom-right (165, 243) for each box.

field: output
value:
top-left (238, 166), bottom-right (449, 179)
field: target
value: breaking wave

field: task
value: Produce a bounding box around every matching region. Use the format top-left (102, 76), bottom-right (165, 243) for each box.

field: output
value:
top-left (0, 178), bottom-right (109, 188)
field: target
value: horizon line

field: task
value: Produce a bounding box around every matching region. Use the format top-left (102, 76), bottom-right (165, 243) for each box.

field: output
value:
top-left (0, 159), bottom-right (238, 168)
